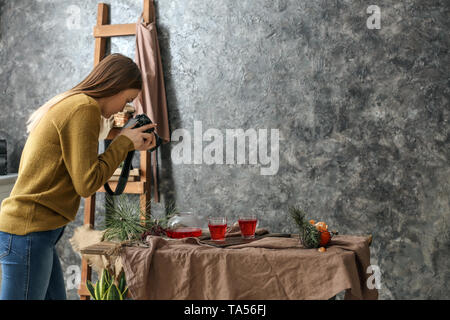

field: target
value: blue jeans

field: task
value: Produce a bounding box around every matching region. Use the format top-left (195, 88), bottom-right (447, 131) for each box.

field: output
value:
top-left (0, 226), bottom-right (67, 300)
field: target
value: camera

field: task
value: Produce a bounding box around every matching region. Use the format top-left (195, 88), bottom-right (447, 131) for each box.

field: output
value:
top-left (123, 114), bottom-right (163, 151)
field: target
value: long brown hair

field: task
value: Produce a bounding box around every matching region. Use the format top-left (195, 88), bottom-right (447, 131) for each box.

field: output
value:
top-left (26, 53), bottom-right (142, 134)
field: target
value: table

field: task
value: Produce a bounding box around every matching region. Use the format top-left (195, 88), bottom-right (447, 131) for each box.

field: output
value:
top-left (80, 233), bottom-right (377, 300)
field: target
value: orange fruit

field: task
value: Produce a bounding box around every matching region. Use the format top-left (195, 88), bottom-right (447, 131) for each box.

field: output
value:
top-left (315, 222), bottom-right (328, 232)
top-left (319, 230), bottom-right (331, 246)
top-left (318, 247), bottom-right (326, 252)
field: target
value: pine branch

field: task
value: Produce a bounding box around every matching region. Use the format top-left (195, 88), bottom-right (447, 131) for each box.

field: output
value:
top-left (102, 195), bottom-right (152, 242)
top-left (288, 206), bottom-right (320, 249)
top-left (99, 195), bottom-right (185, 242)
top-left (141, 200), bottom-right (178, 238)
top-left (164, 200), bottom-right (180, 219)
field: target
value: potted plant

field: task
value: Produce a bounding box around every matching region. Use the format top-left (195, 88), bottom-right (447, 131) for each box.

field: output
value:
top-left (86, 268), bottom-right (128, 300)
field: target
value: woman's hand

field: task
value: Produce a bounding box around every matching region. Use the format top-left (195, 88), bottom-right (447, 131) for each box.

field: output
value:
top-left (118, 122), bottom-right (158, 151)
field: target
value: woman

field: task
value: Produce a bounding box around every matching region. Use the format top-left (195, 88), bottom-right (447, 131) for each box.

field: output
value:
top-left (0, 53), bottom-right (157, 300)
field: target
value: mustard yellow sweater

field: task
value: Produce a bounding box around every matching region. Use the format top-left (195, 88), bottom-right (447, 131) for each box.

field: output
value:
top-left (0, 93), bottom-right (135, 235)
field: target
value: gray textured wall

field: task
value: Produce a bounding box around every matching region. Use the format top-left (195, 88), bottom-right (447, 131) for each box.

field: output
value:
top-left (0, 0), bottom-right (449, 300)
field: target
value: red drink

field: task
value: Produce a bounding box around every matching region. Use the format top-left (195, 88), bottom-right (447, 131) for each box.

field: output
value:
top-left (238, 218), bottom-right (258, 239)
top-left (208, 224), bottom-right (227, 241)
top-left (166, 227), bottom-right (202, 239)
top-left (208, 217), bottom-right (227, 241)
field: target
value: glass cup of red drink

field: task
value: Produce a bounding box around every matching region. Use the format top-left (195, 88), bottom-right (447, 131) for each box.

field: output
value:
top-left (208, 217), bottom-right (227, 241)
top-left (238, 215), bottom-right (258, 239)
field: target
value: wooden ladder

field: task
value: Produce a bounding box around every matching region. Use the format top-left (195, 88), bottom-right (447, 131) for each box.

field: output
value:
top-left (78, 0), bottom-right (157, 300)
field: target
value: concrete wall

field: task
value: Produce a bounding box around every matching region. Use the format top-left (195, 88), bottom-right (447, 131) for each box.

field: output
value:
top-left (0, 0), bottom-right (449, 299)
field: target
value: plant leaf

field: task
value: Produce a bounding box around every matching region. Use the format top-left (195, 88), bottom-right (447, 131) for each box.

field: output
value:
top-left (106, 283), bottom-right (121, 300)
top-left (121, 287), bottom-right (129, 299)
top-left (86, 280), bottom-right (97, 300)
top-left (94, 281), bottom-right (101, 301)
top-left (118, 271), bottom-right (126, 293)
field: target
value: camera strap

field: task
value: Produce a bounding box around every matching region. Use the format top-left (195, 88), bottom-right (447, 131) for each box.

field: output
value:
top-left (103, 114), bottom-right (163, 196)
top-left (103, 150), bottom-right (134, 196)
top-left (103, 142), bottom-right (160, 196)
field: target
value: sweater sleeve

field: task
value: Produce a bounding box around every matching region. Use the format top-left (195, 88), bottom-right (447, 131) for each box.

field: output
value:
top-left (56, 104), bottom-right (135, 198)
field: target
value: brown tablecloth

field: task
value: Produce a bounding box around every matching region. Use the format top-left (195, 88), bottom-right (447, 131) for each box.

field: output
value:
top-left (119, 234), bottom-right (378, 300)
